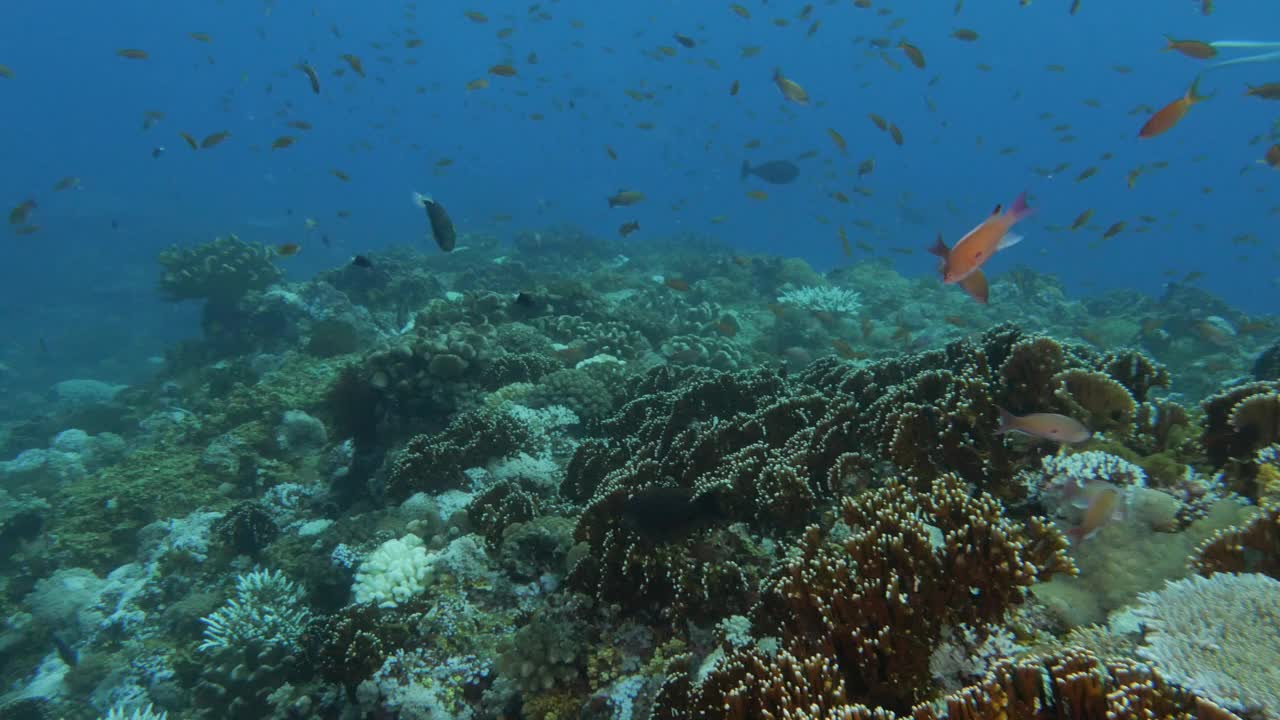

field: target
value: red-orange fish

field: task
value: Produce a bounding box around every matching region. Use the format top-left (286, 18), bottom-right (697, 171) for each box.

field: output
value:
top-left (927, 192), bottom-right (1032, 303)
top-left (995, 407), bottom-right (1092, 443)
top-left (1138, 77), bottom-right (1207, 138)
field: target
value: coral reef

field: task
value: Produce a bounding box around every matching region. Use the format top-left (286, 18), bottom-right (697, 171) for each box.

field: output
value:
top-left (15, 222), bottom-right (1280, 720)
top-left (157, 235), bottom-right (282, 305)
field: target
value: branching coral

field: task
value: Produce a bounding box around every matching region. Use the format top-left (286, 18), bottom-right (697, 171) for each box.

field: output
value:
top-left (753, 475), bottom-right (1074, 713)
top-left (386, 407), bottom-right (531, 500)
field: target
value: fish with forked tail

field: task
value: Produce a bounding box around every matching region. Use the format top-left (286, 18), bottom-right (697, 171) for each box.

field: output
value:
top-left (412, 191), bottom-right (456, 252)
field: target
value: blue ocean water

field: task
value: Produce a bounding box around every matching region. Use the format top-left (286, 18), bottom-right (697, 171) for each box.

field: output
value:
top-left (2, 0), bottom-right (1278, 384)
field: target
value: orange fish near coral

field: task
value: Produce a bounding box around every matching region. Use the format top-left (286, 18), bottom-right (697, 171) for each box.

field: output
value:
top-left (927, 192), bottom-right (1032, 304)
top-left (996, 407), bottom-right (1092, 444)
top-left (1138, 77), bottom-right (1207, 138)
top-left (1066, 481), bottom-right (1125, 544)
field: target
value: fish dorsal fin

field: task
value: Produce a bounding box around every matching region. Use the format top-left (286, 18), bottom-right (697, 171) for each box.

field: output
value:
top-left (991, 203), bottom-right (1002, 216)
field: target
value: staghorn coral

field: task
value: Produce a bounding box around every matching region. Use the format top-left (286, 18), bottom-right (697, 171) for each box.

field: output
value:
top-left (776, 285), bottom-right (863, 315)
top-left (753, 475), bottom-right (1074, 713)
top-left (195, 569), bottom-right (311, 718)
top-left (158, 234), bottom-right (282, 304)
top-left (654, 644), bottom-right (1237, 720)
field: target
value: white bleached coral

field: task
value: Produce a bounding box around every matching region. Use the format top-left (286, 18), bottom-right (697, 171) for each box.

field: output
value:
top-left (1135, 572), bottom-right (1280, 717)
top-left (198, 568), bottom-right (310, 654)
top-left (1039, 450), bottom-right (1147, 490)
top-left (102, 704), bottom-right (167, 720)
top-left (352, 534), bottom-right (437, 608)
top-left (776, 285), bottom-right (863, 315)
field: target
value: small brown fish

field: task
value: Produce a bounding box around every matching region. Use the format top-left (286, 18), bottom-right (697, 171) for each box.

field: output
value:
top-left (1163, 35), bottom-right (1216, 60)
top-left (297, 62), bottom-right (321, 94)
top-left (773, 67), bottom-right (809, 104)
top-left (8, 199), bottom-right (36, 225)
top-left (827, 127), bottom-right (847, 153)
top-left (664, 277), bottom-right (690, 291)
top-left (275, 242), bottom-right (301, 256)
top-left (489, 63), bottom-right (517, 77)
top-left (1261, 144), bottom-right (1280, 169)
top-left (331, 169), bottom-right (350, 182)
top-left (898, 40), bottom-right (926, 69)
top-left (466, 78), bottom-right (489, 91)
top-left (888, 123), bottom-right (904, 146)
top-left (1139, 77), bottom-right (1207, 138)
top-left (605, 145), bottom-right (618, 160)
top-left (1244, 83), bottom-right (1280, 100)
top-left (200, 131), bottom-right (231, 148)
top-left (951, 28), bottom-right (980, 42)
top-left (116, 49), bottom-right (149, 60)
top-left (189, 32), bottom-right (212, 43)
top-left (608, 189), bottom-right (645, 208)
top-left (729, 79), bottom-right (739, 96)
top-left (53, 176), bottom-right (80, 191)
top-left (673, 33), bottom-right (696, 49)
top-left (618, 220), bottom-right (640, 237)
top-left (1070, 208), bottom-right (1094, 230)
top-left (996, 407), bottom-right (1092, 443)
top-left (341, 53), bottom-right (365, 77)
top-left (0, 64), bottom-right (14, 79)
top-left (1101, 221), bottom-right (1125, 239)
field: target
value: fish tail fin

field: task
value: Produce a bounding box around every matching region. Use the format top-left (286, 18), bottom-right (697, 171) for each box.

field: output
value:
top-left (1187, 75), bottom-right (1211, 103)
top-left (1161, 34), bottom-right (1175, 51)
top-left (996, 406), bottom-right (1018, 434)
top-left (741, 160), bottom-right (751, 180)
top-left (927, 233), bottom-right (949, 258)
top-left (1006, 191), bottom-right (1034, 223)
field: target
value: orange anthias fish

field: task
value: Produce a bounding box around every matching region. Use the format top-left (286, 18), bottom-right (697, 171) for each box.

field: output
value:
top-left (995, 407), bottom-right (1092, 443)
top-left (1138, 77), bottom-right (1208, 138)
top-left (927, 192), bottom-right (1032, 304)
top-left (1065, 481), bottom-right (1125, 544)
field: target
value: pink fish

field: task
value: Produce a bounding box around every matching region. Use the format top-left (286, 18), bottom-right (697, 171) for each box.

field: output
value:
top-left (996, 407), bottom-right (1092, 444)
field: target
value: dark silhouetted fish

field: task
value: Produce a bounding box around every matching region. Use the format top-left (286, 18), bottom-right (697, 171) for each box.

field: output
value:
top-left (412, 191), bottom-right (456, 252)
top-left (741, 159), bottom-right (799, 184)
top-left (619, 485), bottom-right (726, 540)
